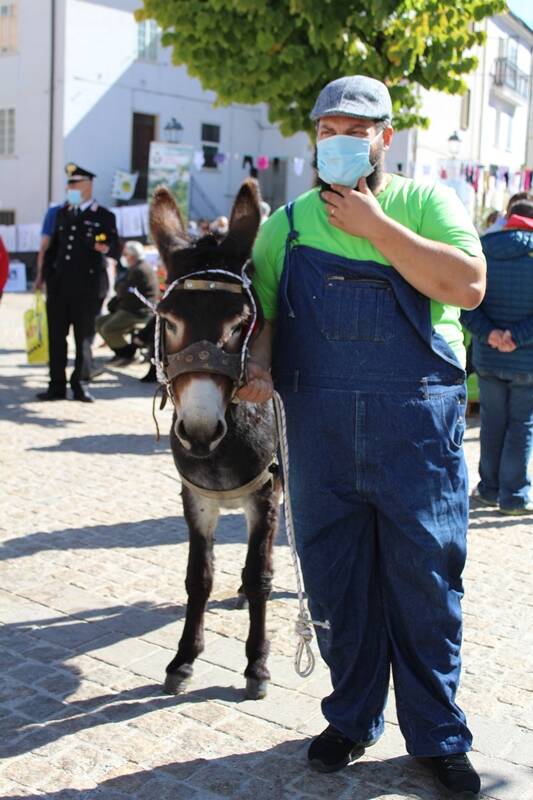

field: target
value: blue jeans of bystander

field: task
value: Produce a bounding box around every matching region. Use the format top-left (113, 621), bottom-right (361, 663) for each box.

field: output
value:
top-left (477, 368), bottom-right (533, 510)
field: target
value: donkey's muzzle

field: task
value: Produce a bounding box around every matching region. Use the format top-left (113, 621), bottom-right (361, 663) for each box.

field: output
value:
top-left (176, 416), bottom-right (228, 457)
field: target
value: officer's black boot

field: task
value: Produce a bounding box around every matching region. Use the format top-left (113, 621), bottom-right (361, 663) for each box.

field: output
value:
top-left (36, 384), bottom-right (67, 401)
top-left (71, 381), bottom-right (95, 403)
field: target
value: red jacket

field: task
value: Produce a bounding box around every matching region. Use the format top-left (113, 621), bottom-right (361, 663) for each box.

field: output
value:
top-left (0, 237), bottom-right (9, 292)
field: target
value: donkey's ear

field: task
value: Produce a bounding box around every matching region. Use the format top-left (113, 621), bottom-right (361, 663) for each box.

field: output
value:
top-left (220, 178), bottom-right (262, 263)
top-left (149, 186), bottom-right (188, 266)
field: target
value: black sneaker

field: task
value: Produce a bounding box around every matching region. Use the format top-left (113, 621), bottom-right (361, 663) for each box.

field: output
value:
top-left (421, 753), bottom-right (481, 798)
top-left (308, 724), bottom-right (366, 773)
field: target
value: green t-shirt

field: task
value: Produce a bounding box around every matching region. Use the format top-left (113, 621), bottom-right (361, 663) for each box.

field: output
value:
top-left (252, 175), bottom-right (483, 366)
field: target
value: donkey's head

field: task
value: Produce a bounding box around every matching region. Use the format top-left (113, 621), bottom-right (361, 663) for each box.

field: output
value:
top-left (150, 179), bottom-right (263, 458)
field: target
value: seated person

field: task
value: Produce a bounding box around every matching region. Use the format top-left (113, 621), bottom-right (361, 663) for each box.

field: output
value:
top-left (96, 240), bottom-right (158, 365)
top-left (209, 215), bottom-right (229, 241)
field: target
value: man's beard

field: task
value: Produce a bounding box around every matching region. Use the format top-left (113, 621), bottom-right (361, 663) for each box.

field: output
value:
top-left (313, 142), bottom-right (385, 195)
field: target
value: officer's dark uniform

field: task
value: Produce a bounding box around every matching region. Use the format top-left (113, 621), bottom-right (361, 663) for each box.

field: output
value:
top-left (39, 164), bottom-right (120, 401)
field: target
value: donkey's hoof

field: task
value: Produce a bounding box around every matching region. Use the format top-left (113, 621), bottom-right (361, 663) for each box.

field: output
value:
top-left (245, 678), bottom-right (268, 700)
top-left (235, 593), bottom-right (248, 610)
top-left (163, 673), bottom-right (191, 695)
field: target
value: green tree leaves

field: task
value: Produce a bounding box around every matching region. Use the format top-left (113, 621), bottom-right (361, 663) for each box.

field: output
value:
top-left (137, 0), bottom-right (506, 135)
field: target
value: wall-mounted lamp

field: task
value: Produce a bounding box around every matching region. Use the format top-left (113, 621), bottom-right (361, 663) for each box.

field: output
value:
top-left (164, 117), bottom-right (184, 144)
top-left (447, 131), bottom-right (462, 159)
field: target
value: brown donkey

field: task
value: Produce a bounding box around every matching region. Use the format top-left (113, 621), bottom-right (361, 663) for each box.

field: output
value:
top-left (150, 180), bottom-right (281, 699)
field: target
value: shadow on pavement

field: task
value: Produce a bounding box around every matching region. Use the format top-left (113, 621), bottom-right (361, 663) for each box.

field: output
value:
top-left (0, 369), bottom-right (157, 405)
top-left (0, 600), bottom-right (183, 758)
top-left (2, 738), bottom-right (460, 799)
top-left (1, 512), bottom-right (290, 562)
top-left (28, 433), bottom-right (171, 456)
top-left (1, 581), bottom-right (297, 764)
top-left (468, 508), bottom-right (532, 528)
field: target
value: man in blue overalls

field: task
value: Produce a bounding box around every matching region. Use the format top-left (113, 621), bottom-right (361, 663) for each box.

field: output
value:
top-left (238, 76), bottom-right (486, 798)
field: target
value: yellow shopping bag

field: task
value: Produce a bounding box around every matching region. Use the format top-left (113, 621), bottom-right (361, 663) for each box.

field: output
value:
top-left (24, 291), bottom-right (49, 364)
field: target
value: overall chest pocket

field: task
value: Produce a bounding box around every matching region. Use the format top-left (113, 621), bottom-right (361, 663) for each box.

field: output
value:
top-left (321, 275), bottom-right (395, 342)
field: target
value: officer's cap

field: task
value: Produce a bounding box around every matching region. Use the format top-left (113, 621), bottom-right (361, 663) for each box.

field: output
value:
top-left (310, 75), bottom-right (392, 123)
top-left (65, 163), bottom-right (96, 181)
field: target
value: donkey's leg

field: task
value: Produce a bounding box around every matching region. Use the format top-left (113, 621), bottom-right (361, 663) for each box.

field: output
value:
top-left (164, 487), bottom-right (219, 694)
top-left (241, 479), bottom-right (281, 699)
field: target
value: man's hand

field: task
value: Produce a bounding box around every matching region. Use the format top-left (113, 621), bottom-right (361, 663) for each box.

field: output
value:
top-left (487, 329), bottom-right (505, 349)
top-left (34, 276), bottom-right (45, 292)
top-left (499, 330), bottom-right (516, 352)
top-left (488, 329), bottom-right (517, 352)
top-left (237, 359), bottom-right (273, 404)
top-left (321, 178), bottom-right (386, 239)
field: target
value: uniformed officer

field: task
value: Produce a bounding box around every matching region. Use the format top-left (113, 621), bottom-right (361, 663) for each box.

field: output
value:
top-left (37, 163), bottom-right (120, 402)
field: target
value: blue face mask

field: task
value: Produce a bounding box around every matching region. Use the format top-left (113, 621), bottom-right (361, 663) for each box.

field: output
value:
top-left (316, 133), bottom-right (380, 187)
top-left (67, 188), bottom-right (82, 206)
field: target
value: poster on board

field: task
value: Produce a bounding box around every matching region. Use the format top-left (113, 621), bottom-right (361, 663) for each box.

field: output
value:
top-left (148, 142), bottom-right (193, 223)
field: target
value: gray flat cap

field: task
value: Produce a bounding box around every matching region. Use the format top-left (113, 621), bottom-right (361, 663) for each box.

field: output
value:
top-left (310, 75), bottom-right (392, 122)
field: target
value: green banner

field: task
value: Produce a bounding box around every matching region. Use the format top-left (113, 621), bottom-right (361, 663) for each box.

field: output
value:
top-left (148, 142), bottom-right (193, 221)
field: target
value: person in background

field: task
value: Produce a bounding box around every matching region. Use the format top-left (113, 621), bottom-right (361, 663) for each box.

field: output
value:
top-left (209, 215), bottom-right (229, 241)
top-left (197, 218), bottom-right (210, 237)
top-left (187, 220), bottom-right (199, 240)
top-left (34, 204), bottom-right (61, 291)
top-left (0, 235), bottom-right (9, 301)
top-left (95, 240), bottom-right (158, 367)
top-left (37, 163), bottom-right (121, 403)
top-left (462, 199), bottom-right (533, 515)
top-left (483, 191), bottom-right (532, 234)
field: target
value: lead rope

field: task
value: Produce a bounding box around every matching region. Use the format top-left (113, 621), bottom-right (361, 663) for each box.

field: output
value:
top-left (272, 390), bottom-right (330, 678)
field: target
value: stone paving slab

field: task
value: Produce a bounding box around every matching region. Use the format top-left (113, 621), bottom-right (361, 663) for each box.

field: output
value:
top-left (1, 293), bottom-right (532, 799)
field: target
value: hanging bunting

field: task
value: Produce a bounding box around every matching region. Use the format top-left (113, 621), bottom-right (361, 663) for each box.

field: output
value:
top-left (257, 155), bottom-right (270, 171)
top-left (193, 150), bottom-right (205, 170)
top-left (293, 157), bottom-right (304, 176)
top-left (215, 152), bottom-right (226, 165)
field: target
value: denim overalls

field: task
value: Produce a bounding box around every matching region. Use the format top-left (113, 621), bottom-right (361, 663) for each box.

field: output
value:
top-left (273, 202), bottom-right (472, 756)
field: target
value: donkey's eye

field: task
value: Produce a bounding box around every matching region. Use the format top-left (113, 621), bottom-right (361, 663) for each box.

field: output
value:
top-left (166, 321), bottom-right (177, 334)
top-left (231, 323), bottom-right (243, 336)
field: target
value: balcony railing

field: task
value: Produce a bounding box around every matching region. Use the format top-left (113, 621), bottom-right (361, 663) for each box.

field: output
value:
top-left (493, 57), bottom-right (529, 100)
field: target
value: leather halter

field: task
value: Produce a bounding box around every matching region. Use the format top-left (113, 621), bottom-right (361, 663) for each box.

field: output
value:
top-left (155, 264), bottom-right (257, 398)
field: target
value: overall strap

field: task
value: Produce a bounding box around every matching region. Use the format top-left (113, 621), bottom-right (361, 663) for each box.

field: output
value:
top-left (285, 201), bottom-right (299, 244)
top-left (282, 202), bottom-right (298, 319)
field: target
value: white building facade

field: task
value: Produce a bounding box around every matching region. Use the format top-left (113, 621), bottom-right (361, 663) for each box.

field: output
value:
top-left (387, 12), bottom-right (533, 221)
top-left (0, 0), bottom-right (314, 228)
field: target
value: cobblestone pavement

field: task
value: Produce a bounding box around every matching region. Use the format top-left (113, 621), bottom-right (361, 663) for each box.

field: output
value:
top-left (1, 293), bottom-right (532, 800)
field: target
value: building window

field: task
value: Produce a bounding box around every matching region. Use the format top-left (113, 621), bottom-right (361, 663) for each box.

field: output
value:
top-left (0, 2), bottom-right (17, 54)
top-left (137, 20), bottom-right (158, 62)
top-left (0, 209), bottom-right (15, 224)
top-left (493, 108), bottom-right (500, 148)
top-left (502, 110), bottom-right (513, 151)
top-left (201, 123), bottom-right (221, 169)
top-left (0, 108), bottom-right (15, 155)
top-left (459, 90), bottom-right (470, 131)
